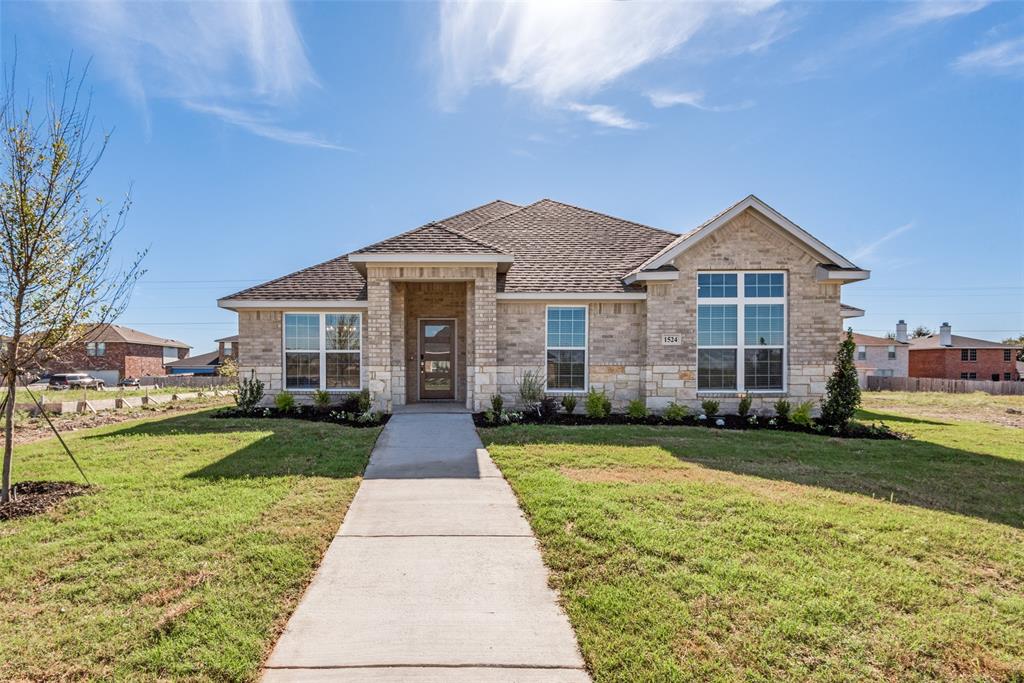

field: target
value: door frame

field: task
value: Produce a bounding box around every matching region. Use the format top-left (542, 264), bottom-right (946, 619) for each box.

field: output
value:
top-left (417, 317), bottom-right (458, 401)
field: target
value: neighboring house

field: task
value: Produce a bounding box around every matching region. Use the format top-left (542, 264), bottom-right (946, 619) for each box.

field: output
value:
top-left (852, 320), bottom-right (909, 387)
top-left (218, 195), bottom-right (869, 412)
top-left (45, 324), bottom-right (190, 384)
top-left (164, 334), bottom-right (240, 375)
top-left (909, 323), bottom-right (1020, 382)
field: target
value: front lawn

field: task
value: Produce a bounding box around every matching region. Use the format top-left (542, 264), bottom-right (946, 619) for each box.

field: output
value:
top-left (0, 408), bottom-right (379, 681)
top-left (481, 408), bottom-right (1024, 681)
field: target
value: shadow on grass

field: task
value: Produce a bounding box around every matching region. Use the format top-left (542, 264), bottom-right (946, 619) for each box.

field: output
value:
top-left (83, 409), bottom-right (374, 480)
top-left (485, 411), bottom-right (1024, 529)
top-left (856, 409), bottom-right (950, 426)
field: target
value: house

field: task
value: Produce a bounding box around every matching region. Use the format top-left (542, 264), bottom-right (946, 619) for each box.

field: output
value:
top-left (164, 334), bottom-right (240, 375)
top-left (909, 323), bottom-right (1020, 381)
top-left (45, 324), bottom-right (190, 384)
top-left (218, 195), bottom-right (869, 412)
top-left (852, 320), bottom-right (909, 387)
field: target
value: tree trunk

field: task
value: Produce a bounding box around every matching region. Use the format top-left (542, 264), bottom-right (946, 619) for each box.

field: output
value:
top-left (1, 371), bottom-right (14, 504)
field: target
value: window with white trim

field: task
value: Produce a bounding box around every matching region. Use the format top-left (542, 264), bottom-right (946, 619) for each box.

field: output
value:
top-left (961, 348), bottom-right (977, 362)
top-left (162, 346), bottom-right (178, 363)
top-left (284, 312), bottom-right (361, 390)
top-left (86, 342), bottom-right (105, 357)
top-left (1004, 349), bottom-right (1013, 362)
top-left (697, 272), bottom-right (785, 392)
top-left (887, 345), bottom-right (896, 360)
top-left (856, 345), bottom-right (866, 361)
top-left (545, 306), bottom-right (587, 391)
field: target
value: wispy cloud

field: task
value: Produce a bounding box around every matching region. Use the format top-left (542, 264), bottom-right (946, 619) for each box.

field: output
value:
top-left (184, 103), bottom-right (352, 151)
top-left (437, 0), bottom-right (781, 126)
top-left (49, 1), bottom-right (345, 150)
top-left (646, 90), bottom-right (754, 112)
top-left (850, 222), bottom-right (914, 262)
top-left (565, 103), bottom-right (644, 130)
top-left (953, 36), bottom-right (1024, 76)
top-left (891, 1), bottom-right (989, 28)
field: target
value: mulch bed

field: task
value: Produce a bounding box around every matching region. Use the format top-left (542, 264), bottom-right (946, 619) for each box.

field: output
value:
top-left (0, 481), bottom-right (92, 521)
top-left (214, 406), bottom-right (390, 428)
top-left (473, 412), bottom-right (907, 440)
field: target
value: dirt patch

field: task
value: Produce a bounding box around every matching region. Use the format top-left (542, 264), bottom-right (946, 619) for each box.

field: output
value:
top-left (560, 465), bottom-right (802, 503)
top-left (861, 392), bottom-right (1024, 429)
top-left (0, 481), bottom-right (91, 521)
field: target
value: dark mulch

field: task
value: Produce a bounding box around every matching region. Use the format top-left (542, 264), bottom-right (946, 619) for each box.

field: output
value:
top-left (473, 411), bottom-right (907, 440)
top-left (213, 406), bottom-right (390, 428)
top-left (0, 481), bottom-right (92, 521)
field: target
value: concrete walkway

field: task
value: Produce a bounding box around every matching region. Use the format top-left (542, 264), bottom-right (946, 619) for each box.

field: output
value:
top-left (263, 413), bottom-right (589, 682)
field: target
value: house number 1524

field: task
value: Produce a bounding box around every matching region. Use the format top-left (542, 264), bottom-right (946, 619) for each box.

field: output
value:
top-left (662, 334), bottom-right (681, 345)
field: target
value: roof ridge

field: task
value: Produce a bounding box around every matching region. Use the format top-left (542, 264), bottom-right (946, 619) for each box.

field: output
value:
top-left (533, 198), bottom-right (681, 238)
top-left (431, 223), bottom-right (511, 254)
top-left (221, 252), bottom-right (356, 300)
top-left (460, 200), bottom-right (543, 234)
top-left (436, 199), bottom-right (521, 232)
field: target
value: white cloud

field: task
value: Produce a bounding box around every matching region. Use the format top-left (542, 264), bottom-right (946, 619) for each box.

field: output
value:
top-left (954, 36), bottom-right (1024, 75)
top-left (437, 0), bottom-right (780, 110)
top-left (184, 103), bottom-right (351, 151)
top-left (565, 103), bottom-right (644, 130)
top-left (891, 1), bottom-right (989, 27)
top-left (646, 90), bottom-right (753, 112)
top-left (49, 1), bottom-right (343, 149)
top-left (850, 222), bottom-right (914, 262)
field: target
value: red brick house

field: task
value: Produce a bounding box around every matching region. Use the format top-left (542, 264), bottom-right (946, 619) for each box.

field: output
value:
top-left (45, 324), bottom-right (190, 384)
top-left (908, 323), bottom-right (1019, 382)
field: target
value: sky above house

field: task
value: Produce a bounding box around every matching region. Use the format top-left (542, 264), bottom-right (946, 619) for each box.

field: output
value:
top-left (2, 0), bottom-right (1022, 352)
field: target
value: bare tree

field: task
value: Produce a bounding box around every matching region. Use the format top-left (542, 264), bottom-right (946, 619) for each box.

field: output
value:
top-left (0, 59), bottom-right (145, 503)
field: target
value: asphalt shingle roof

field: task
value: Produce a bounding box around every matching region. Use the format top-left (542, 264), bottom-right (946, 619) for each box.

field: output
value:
top-left (223, 254), bottom-right (367, 301)
top-left (84, 324), bottom-right (190, 349)
top-left (354, 223), bottom-right (510, 255)
top-left (437, 200), bottom-right (521, 233)
top-left (909, 334), bottom-right (1014, 350)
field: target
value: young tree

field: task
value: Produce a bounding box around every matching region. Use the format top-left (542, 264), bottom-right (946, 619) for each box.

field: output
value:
top-left (911, 325), bottom-right (932, 338)
top-left (821, 328), bottom-right (861, 429)
top-left (217, 356), bottom-right (238, 377)
top-left (1001, 335), bottom-right (1024, 362)
top-left (0, 62), bottom-right (144, 502)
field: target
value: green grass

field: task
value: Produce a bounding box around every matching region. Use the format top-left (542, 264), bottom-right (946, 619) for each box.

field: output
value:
top-left (0, 408), bottom-right (379, 681)
top-left (481, 409), bottom-right (1024, 681)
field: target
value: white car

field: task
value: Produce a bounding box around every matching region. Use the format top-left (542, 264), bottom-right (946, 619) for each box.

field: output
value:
top-left (48, 373), bottom-right (106, 390)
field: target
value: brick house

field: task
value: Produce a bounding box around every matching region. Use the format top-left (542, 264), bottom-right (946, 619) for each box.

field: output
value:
top-left (909, 323), bottom-right (1020, 382)
top-left (852, 321), bottom-right (910, 387)
top-left (218, 195), bottom-right (870, 412)
top-left (46, 324), bottom-right (190, 383)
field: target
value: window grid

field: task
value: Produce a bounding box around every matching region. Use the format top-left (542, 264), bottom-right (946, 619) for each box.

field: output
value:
top-left (857, 346), bottom-right (866, 361)
top-left (86, 342), bottom-right (105, 357)
top-left (961, 348), bottom-right (977, 362)
top-left (887, 345), bottom-right (896, 360)
top-left (545, 306), bottom-right (587, 392)
top-left (284, 312), bottom-right (362, 391)
top-left (697, 271), bottom-right (786, 392)
top-left (960, 372), bottom-right (977, 380)
top-left (1005, 350), bottom-right (1013, 362)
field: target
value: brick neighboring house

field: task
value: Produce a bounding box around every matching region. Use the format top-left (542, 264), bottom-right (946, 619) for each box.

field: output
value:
top-left (45, 324), bottom-right (190, 384)
top-left (218, 195), bottom-right (870, 412)
top-left (908, 323), bottom-right (1020, 382)
top-left (164, 334), bottom-right (240, 375)
top-left (853, 320), bottom-right (909, 386)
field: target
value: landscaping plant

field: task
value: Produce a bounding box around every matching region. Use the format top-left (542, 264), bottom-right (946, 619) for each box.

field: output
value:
top-left (773, 398), bottom-right (791, 421)
top-left (235, 370), bottom-right (265, 411)
top-left (538, 396), bottom-right (559, 421)
top-left (357, 388), bottom-right (372, 413)
top-left (275, 392), bottom-right (296, 412)
top-left (560, 393), bottom-right (577, 414)
top-left (701, 398), bottom-right (720, 418)
top-left (737, 393), bottom-right (752, 417)
top-left (517, 370), bottom-right (546, 414)
top-left (663, 401), bottom-right (689, 422)
top-left (584, 388), bottom-right (611, 419)
top-left (490, 394), bottom-right (504, 415)
top-left (820, 328), bottom-right (862, 429)
top-left (313, 389), bottom-right (331, 409)
top-left (626, 399), bottom-right (649, 420)
top-left (791, 400), bottom-right (815, 428)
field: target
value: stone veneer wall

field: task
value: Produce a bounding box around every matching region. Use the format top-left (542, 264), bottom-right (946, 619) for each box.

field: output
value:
top-left (644, 208), bottom-right (841, 413)
top-left (495, 301), bottom-right (645, 409)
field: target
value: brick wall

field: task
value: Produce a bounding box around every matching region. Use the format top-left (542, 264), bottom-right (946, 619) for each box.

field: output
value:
top-left (909, 348), bottom-right (1018, 380)
top-left (47, 341), bottom-right (186, 380)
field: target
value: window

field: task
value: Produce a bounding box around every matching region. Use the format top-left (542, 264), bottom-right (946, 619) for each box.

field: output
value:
top-left (876, 369), bottom-right (894, 377)
top-left (960, 372), bottom-right (977, 380)
top-left (284, 312), bottom-right (362, 390)
top-left (887, 345), bottom-right (896, 360)
top-left (546, 306), bottom-right (587, 391)
top-left (1005, 349), bottom-right (1013, 362)
top-left (162, 346), bottom-right (178, 363)
top-left (961, 348), bottom-right (977, 362)
top-left (856, 345), bottom-right (866, 361)
top-left (697, 272), bottom-right (785, 392)
top-left (1005, 373), bottom-right (1012, 381)
top-left (86, 342), bottom-right (105, 357)
top-left (222, 344), bottom-right (233, 357)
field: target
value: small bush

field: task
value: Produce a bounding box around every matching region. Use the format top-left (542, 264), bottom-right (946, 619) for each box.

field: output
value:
top-left (791, 400), bottom-right (815, 427)
top-left (560, 394), bottom-right (577, 415)
top-left (737, 394), bottom-right (752, 418)
top-left (663, 402), bottom-right (689, 422)
top-left (356, 388), bottom-right (371, 413)
top-left (313, 389), bottom-right (331, 409)
top-left (821, 328), bottom-right (861, 428)
top-left (518, 371), bottom-right (546, 411)
top-left (626, 399), bottom-right (648, 420)
top-left (235, 370), bottom-right (265, 411)
top-left (483, 409), bottom-right (496, 424)
top-left (275, 392), bottom-right (296, 412)
top-left (701, 398), bottom-right (720, 417)
top-left (774, 398), bottom-right (791, 420)
top-left (490, 394), bottom-right (504, 415)
top-left (538, 396), bottom-right (559, 421)
top-left (585, 388), bottom-right (610, 419)
top-left (217, 356), bottom-right (238, 377)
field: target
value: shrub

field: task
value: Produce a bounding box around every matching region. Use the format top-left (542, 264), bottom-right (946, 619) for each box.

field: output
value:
top-left (490, 394), bottom-right (504, 415)
top-left (737, 393), bottom-right (752, 418)
top-left (313, 389), bottom-right (331, 409)
top-left (584, 388), bottom-right (610, 419)
top-left (217, 356), bottom-right (238, 377)
top-left (356, 388), bottom-right (372, 413)
top-left (663, 402), bottom-right (689, 422)
top-left (773, 398), bottom-right (791, 420)
top-left (235, 369), bottom-right (265, 411)
top-left (821, 328), bottom-right (861, 429)
top-left (538, 396), bottom-right (559, 421)
top-left (791, 400), bottom-right (814, 428)
top-left (701, 398), bottom-right (720, 417)
top-left (483, 409), bottom-right (496, 424)
top-left (560, 394), bottom-right (577, 414)
top-left (275, 392), bottom-right (296, 412)
top-left (626, 399), bottom-right (648, 420)
top-left (518, 371), bottom-right (546, 412)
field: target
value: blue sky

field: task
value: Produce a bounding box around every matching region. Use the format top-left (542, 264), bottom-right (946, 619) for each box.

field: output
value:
top-left (2, 0), bottom-right (1022, 351)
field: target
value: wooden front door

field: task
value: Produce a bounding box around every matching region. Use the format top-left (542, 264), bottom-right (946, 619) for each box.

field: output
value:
top-left (419, 319), bottom-right (455, 400)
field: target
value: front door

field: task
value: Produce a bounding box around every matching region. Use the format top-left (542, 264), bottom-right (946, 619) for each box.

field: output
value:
top-left (419, 319), bottom-right (455, 400)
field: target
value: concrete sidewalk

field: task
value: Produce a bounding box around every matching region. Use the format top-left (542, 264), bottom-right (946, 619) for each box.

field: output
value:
top-left (263, 413), bottom-right (589, 682)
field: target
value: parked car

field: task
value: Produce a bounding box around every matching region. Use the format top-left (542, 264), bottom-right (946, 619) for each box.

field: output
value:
top-left (48, 373), bottom-right (106, 390)
top-left (118, 376), bottom-right (141, 388)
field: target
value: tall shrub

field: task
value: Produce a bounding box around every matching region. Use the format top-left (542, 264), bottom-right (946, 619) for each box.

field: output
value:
top-left (821, 328), bottom-right (861, 428)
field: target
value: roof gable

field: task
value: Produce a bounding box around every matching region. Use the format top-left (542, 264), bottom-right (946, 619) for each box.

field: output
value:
top-left (353, 223), bottom-right (510, 256)
top-left (437, 200), bottom-right (521, 233)
top-left (84, 324), bottom-right (190, 349)
top-left (909, 334), bottom-right (1014, 350)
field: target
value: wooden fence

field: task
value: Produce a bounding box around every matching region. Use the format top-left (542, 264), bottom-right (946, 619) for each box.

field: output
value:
top-left (136, 375), bottom-right (237, 389)
top-left (866, 375), bottom-right (1024, 396)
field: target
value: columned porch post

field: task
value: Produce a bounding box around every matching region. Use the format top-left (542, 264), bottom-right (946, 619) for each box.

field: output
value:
top-left (469, 268), bottom-right (498, 411)
top-left (365, 268), bottom-right (393, 412)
